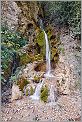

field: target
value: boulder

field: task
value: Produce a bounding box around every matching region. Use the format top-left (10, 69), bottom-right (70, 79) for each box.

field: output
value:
top-left (11, 83), bottom-right (23, 101)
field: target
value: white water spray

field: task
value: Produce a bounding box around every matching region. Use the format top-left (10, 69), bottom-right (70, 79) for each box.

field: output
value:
top-left (30, 80), bottom-right (44, 100)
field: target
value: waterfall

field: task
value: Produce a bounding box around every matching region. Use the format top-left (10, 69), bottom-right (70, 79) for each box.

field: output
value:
top-left (39, 18), bottom-right (52, 76)
top-left (40, 18), bottom-right (55, 77)
top-left (30, 19), bottom-right (54, 101)
top-left (44, 31), bottom-right (51, 75)
top-left (30, 80), bottom-right (44, 100)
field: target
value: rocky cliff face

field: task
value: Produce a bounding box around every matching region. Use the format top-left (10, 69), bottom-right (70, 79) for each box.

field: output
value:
top-left (1, 1), bottom-right (59, 82)
top-left (1, 1), bottom-right (20, 31)
top-left (1, 1), bottom-right (43, 35)
top-left (16, 1), bottom-right (43, 37)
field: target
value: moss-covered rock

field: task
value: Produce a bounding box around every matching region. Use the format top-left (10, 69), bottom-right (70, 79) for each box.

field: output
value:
top-left (35, 30), bottom-right (45, 47)
top-left (47, 30), bottom-right (52, 40)
top-left (51, 47), bottom-right (58, 59)
top-left (26, 89), bottom-right (29, 96)
top-left (19, 53), bottom-right (32, 65)
top-left (40, 85), bottom-right (48, 103)
top-left (35, 30), bottom-right (46, 57)
top-left (54, 55), bottom-right (59, 63)
top-left (34, 54), bottom-right (43, 61)
top-left (50, 38), bottom-right (60, 48)
top-left (16, 76), bottom-right (30, 91)
top-left (30, 86), bottom-right (34, 95)
top-left (40, 47), bottom-right (46, 58)
top-left (33, 75), bottom-right (41, 83)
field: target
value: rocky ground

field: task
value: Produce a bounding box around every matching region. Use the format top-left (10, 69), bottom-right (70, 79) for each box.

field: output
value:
top-left (1, 34), bottom-right (81, 122)
top-left (1, 93), bottom-right (81, 122)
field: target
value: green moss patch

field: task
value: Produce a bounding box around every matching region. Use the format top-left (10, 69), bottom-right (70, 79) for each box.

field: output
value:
top-left (30, 86), bottom-right (34, 95)
top-left (33, 76), bottom-right (41, 83)
top-left (47, 30), bottom-right (52, 40)
top-left (19, 53), bottom-right (32, 65)
top-left (40, 85), bottom-right (48, 103)
top-left (26, 89), bottom-right (29, 96)
top-left (51, 48), bottom-right (58, 59)
top-left (34, 54), bottom-right (43, 61)
top-left (35, 30), bottom-right (45, 47)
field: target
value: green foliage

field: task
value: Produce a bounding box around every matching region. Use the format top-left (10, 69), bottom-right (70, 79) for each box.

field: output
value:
top-left (34, 54), bottom-right (43, 61)
top-left (40, 85), bottom-right (48, 103)
top-left (19, 53), bottom-right (31, 66)
top-left (30, 86), bottom-right (34, 95)
top-left (47, 30), bottom-right (52, 40)
top-left (26, 89), bottom-right (28, 96)
top-left (42, 1), bottom-right (81, 37)
top-left (51, 48), bottom-right (58, 59)
top-left (1, 75), bottom-right (6, 86)
top-left (1, 26), bottom-right (28, 49)
top-left (1, 26), bottom-right (28, 84)
top-left (10, 75), bottom-right (17, 83)
top-left (35, 30), bottom-right (46, 58)
top-left (33, 76), bottom-right (40, 83)
top-left (36, 30), bottom-right (45, 47)
top-left (10, 66), bottom-right (23, 83)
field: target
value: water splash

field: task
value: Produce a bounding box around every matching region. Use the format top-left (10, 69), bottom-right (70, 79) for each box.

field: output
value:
top-left (30, 80), bottom-right (44, 100)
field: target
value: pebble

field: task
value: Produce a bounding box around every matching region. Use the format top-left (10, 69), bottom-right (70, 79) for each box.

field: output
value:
top-left (9, 116), bottom-right (12, 120)
top-left (6, 111), bottom-right (9, 114)
top-left (17, 108), bottom-right (20, 112)
top-left (4, 118), bottom-right (8, 121)
top-left (30, 106), bottom-right (33, 109)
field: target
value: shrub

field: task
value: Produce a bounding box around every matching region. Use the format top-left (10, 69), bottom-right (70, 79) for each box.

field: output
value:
top-left (33, 76), bottom-right (41, 83)
top-left (30, 86), bottom-right (34, 95)
top-left (1, 25), bottom-right (28, 84)
top-left (34, 54), bottom-right (43, 61)
top-left (41, 1), bottom-right (81, 38)
top-left (35, 30), bottom-right (46, 57)
top-left (36, 30), bottom-right (45, 47)
top-left (19, 53), bottom-right (31, 66)
top-left (40, 85), bottom-right (48, 103)
top-left (17, 76), bottom-right (30, 91)
top-left (26, 89), bottom-right (28, 96)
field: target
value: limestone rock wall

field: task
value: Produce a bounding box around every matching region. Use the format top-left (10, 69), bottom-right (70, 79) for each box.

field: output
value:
top-left (1, 1), bottom-right (21, 31)
top-left (1, 1), bottom-right (43, 36)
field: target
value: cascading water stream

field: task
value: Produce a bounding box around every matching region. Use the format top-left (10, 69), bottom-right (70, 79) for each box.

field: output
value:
top-left (40, 19), bottom-right (52, 76)
top-left (30, 19), bottom-right (54, 101)
top-left (30, 80), bottom-right (44, 100)
top-left (44, 31), bottom-right (51, 75)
